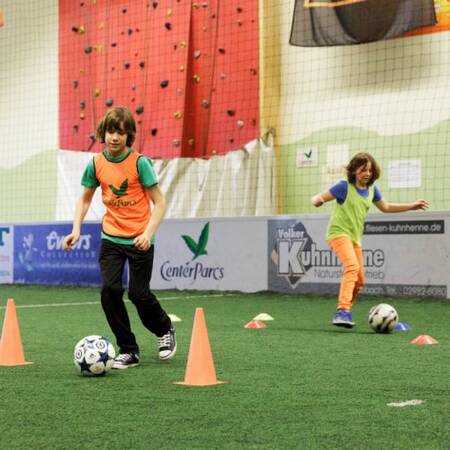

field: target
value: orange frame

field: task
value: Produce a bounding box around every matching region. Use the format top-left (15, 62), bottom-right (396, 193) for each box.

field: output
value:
top-left (304, 0), bottom-right (366, 7)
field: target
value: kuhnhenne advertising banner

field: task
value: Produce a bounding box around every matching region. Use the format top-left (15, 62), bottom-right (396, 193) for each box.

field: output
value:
top-left (268, 213), bottom-right (448, 298)
top-left (152, 218), bottom-right (268, 292)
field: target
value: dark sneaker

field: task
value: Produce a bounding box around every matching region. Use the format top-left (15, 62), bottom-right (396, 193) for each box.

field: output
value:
top-left (158, 327), bottom-right (177, 360)
top-left (112, 353), bottom-right (140, 369)
top-left (332, 309), bottom-right (355, 328)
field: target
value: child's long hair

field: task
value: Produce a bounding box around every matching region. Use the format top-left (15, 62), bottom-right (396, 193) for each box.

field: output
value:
top-left (96, 106), bottom-right (136, 147)
top-left (346, 152), bottom-right (380, 186)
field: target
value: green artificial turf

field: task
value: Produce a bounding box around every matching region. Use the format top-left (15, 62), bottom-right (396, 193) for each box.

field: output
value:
top-left (0, 285), bottom-right (449, 450)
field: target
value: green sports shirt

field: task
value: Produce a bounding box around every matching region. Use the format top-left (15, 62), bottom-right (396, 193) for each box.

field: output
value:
top-left (326, 182), bottom-right (374, 246)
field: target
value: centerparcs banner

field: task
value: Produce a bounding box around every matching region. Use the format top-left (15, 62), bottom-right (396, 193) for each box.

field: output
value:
top-left (152, 218), bottom-right (268, 292)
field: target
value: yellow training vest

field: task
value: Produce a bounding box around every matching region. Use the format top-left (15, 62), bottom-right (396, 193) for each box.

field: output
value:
top-left (94, 151), bottom-right (151, 238)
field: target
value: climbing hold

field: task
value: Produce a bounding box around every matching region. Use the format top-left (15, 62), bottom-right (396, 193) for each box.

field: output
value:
top-left (192, 74), bottom-right (200, 83)
top-left (160, 80), bottom-right (169, 88)
top-left (165, 22), bottom-right (172, 30)
top-left (227, 109), bottom-right (235, 116)
top-left (194, 50), bottom-right (201, 59)
top-left (124, 63), bottom-right (130, 69)
top-left (174, 111), bottom-right (183, 119)
top-left (80, 100), bottom-right (86, 109)
top-left (84, 46), bottom-right (93, 54)
top-left (201, 99), bottom-right (209, 108)
top-left (237, 120), bottom-right (244, 128)
top-left (136, 106), bottom-right (144, 115)
top-left (105, 98), bottom-right (113, 107)
top-left (73, 80), bottom-right (79, 89)
top-left (151, 128), bottom-right (158, 136)
top-left (139, 61), bottom-right (145, 69)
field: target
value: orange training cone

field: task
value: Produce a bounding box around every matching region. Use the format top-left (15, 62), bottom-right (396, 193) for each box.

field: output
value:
top-left (410, 335), bottom-right (439, 345)
top-left (244, 320), bottom-right (267, 329)
top-left (0, 299), bottom-right (32, 366)
top-left (175, 307), bottom-right (225, 386)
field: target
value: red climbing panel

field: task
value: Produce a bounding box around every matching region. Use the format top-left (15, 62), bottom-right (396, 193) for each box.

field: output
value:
top-left (59, 0), bottom-right (259, 158)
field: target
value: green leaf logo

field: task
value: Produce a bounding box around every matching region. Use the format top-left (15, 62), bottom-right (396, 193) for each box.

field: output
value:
top-left (109, 179), bottom-right (129, 197)
top-left (182, 222), bottom-right (209, 260)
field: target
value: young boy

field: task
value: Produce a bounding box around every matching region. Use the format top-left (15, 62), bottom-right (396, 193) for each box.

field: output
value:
top-left (311, 152), bottom-right (429, 328)
top-left (63, 106), bottom-right (176, 368)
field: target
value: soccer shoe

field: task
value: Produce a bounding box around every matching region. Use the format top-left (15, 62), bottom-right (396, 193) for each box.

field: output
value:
top-left (112, 352), bottom-right (140, 369)
top-left (158, 326), bottom-right (177, 360)
top-left (332, 309), bottom-right (355, 328)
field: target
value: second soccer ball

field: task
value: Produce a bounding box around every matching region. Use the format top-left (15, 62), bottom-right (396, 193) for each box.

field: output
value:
top-left (368, 303), bottom-right (399, 333)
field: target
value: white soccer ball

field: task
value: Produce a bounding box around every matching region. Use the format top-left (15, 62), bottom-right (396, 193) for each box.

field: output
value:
top-left (368, 303), bottom-right (399, 333)
top-left (73, 335), bottom-right (116, 376)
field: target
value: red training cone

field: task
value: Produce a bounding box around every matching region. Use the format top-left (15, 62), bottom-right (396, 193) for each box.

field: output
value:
top-left (244, 320), bottom-right (267, 329)
top-left (410, 335), bottom-right (439, 345)
top-left (0, 299), bottom-right (32, 366)
top-left (175, 308), bottom-right (225, 386)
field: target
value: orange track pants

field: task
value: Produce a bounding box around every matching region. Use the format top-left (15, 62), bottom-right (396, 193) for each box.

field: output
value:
top-left (328, 236), bottom-right (364, 311)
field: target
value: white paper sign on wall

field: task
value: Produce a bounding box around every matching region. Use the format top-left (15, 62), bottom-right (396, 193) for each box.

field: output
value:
top-left (296, 146), bottom-right (318, 168)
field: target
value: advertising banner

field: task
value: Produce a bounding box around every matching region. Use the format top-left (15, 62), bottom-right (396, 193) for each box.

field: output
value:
top-left (13, 223), bottom-right (102, 286)
top-left (153, 218), bottom-right (267, 292)
top-left (268, 213), bottom-right (448, 298)
top-left (0, 225), bottom-right (13, 284)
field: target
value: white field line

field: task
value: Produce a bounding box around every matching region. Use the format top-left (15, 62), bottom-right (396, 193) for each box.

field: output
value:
top-left (0, 293), bottom-right (232, 309)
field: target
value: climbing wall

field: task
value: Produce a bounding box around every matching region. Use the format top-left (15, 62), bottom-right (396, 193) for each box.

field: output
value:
top-left (59, 0), bottom-right (259, 159)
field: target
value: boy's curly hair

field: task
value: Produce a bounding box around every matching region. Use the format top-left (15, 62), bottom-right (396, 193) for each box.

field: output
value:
top-left (346, 152), bottom-right (381, 186)
top-left (96, 106), bottom-right (136, 147)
